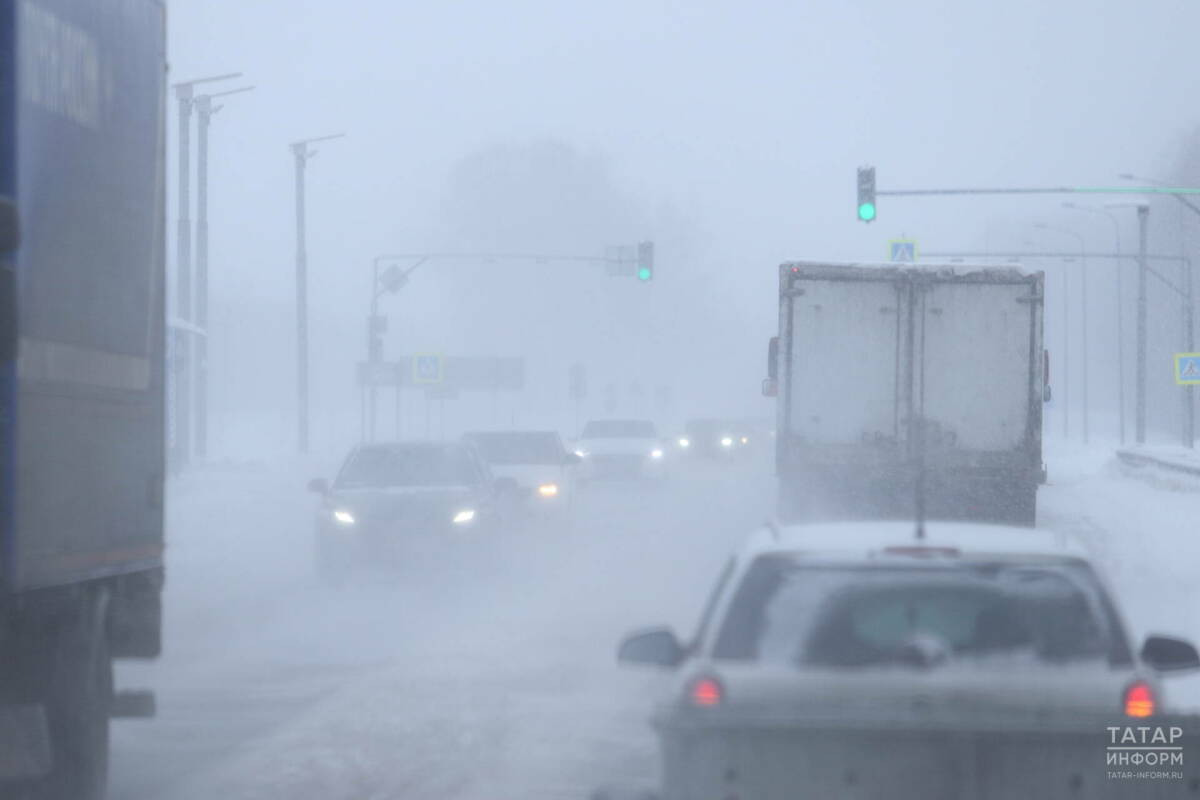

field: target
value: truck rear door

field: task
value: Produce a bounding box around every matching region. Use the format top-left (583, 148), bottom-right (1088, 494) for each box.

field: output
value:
top-left (784, 273), bottom-right (909, 447)
top-left (916, 277), bottom-right (1041, 453)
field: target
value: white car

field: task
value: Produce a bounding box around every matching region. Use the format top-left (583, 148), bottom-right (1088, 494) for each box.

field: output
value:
top-left (610, 521), bottom-right (1200, 799)
top-left (462, 430), bottom-right (580, 517)
top-left (573, 419), bottom-right (666, 482)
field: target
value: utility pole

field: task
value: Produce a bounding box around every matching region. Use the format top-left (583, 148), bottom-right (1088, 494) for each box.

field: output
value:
top-left (1137, 204), bottom-right (1149, 445)
top-left (193, 84), bottom-right (253, 459)
top-left (170, 72), bottom-right (240, 469)
top-left (291, 133), bottom-right (344, 454)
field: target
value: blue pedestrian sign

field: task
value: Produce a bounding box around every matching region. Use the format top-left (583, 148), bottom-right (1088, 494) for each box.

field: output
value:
top-left (889, 239), bottom-right (917, 263)
top-left (413, 354), bottom-right (443, 384)
top-left (1176, 353), bottom-right (1200, 385)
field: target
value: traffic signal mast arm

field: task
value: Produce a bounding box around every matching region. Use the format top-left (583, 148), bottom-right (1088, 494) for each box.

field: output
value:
top-left (874, 185), bottom-right (1200, 197)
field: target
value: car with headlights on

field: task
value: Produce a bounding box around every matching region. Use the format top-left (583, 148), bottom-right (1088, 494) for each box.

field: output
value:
top-left (462, 430), bottom-right (581, 519)
top-left (308, 441), bottom-right (502, 580)
top-left (679, 417), bottom-right (747, 460)
top-left (573, 419), bottom-right (666, 482)
top-left (606, 521), bottom-right (1200, 800)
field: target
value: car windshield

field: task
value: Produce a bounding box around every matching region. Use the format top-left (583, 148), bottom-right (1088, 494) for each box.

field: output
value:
top-left (713, 557), bottom-right (1125, 667)
top-left (335, 445), bottom-right (480, 489)
top-left (581, 420), bottom-right (657, 439)
top-left (465, 432), bottom-right (563, 465)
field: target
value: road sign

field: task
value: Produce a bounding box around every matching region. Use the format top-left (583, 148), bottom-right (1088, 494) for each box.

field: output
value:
top-left (360, 356), bottom-right (523, 391)
top-left (889, 239), bottom-right (917, 262)
top-left (413, 354), bottom-right (443, 384)
top-left (1176, 353), bottom-right (1200, 385)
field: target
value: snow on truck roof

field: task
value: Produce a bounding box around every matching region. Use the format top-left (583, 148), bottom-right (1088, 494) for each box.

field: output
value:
top-left (779, 260), bottom-right (1040, 282)
top-left (741, 520), bottom-right (1089, 562)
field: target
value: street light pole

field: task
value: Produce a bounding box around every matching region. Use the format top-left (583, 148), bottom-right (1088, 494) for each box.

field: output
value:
top-left (1064, 202), bottom-right (1126, 444)
top-left (291, 133), bottom-right (345, 455)
top-left (169, 72), bottom-right (240, 469)
top-left (193, 85), bottom-right (253, 460)
top-left (173, 84), bottom-right (193, 468)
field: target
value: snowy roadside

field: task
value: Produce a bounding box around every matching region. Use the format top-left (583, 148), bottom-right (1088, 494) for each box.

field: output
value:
top-left (1039, 440), bottom-right (1200, 710)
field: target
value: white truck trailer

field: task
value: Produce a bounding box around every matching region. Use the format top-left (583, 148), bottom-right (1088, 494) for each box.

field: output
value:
top-left (766, 261), bottom-right (1047, 526)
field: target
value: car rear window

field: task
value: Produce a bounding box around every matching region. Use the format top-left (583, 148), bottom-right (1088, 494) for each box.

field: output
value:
top-left (712, 556), bottom-right (1128, 668)
top-left (582, 420), bottom-right (657, 438)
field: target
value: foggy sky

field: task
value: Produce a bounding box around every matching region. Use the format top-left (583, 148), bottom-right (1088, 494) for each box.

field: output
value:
top-left (167, 1), bottom-right (1200, 458)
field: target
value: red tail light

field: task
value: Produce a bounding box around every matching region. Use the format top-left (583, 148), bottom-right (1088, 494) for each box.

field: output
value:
top-left (689, 677), bottom-right (724, 707)
top-left (1124, 681), bottom-right (1155, 718)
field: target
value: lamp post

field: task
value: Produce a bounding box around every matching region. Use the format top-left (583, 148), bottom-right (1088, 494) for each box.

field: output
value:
top-left (291, 133), bottom-right (345, 454)
top-left (169, 71), bottom-right (241, 469)
top-left (1036, 223), bottom-right (1089, 444)
top-left (193, 84), bottom-right (253, 459)
top-left (1062, 202), bottom-right (1126, 445)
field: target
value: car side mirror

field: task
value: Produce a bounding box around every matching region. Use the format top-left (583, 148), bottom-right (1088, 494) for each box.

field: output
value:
top-left (565, 452), bottom-right (583, 466)
top-left (618, 627), bottom-right (685, 668)
top-left (0, 197), bottom-right (19, 253)
top-left (307, 477), bottom-right (329, 495)
top-left (1141, 635), bottom-right (1200, 673)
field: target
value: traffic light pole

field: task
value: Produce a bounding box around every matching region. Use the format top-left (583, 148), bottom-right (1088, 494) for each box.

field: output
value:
top-left (360, 247), bottom-right (652, 440)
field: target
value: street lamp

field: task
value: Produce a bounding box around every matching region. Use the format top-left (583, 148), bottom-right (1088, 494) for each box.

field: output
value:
top-left (169, 71), bottom-right (241, 469)
top-left (291, 133), bottom-right (345, 454)
top-left (1062, 202), bottom-right (1126, 445)
top-left (193, 84), bottom-right (253, 459)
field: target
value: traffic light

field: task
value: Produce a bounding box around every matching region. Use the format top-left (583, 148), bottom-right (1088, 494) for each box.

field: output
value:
top-left (857, 166), bottom-right (876, 223)
top-left (637, 241), bottom-right (654, 281)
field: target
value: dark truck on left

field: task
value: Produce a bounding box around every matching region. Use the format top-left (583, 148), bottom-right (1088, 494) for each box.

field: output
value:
top-left (0, 2), bottom-right (166, 799)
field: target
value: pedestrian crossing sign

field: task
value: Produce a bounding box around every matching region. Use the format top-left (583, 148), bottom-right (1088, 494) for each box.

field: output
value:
top-left (889, 239), bottom-right (917, 263)
top-left (413, 353), bottom-right (443, 384)
top-left (1175, 353), bottom-right (1200, 385)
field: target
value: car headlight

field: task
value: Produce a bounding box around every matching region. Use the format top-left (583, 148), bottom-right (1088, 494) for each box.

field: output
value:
top-left (537, 483), bottom-right (559, 497)
top-left (452, 509), bottom-right (477, 525)
top-left (677, 437), bottom-right (690, 448)
top-left (720, 437), bottom-right (733, 447)
top-left (740, 436), bottom-right (749, 444)
top-left (650, 449), bottom-right (664, 459)
top-left (574, 449), bottom-right (588, 458)
top-left (332, 509), bottom-right (356, 526)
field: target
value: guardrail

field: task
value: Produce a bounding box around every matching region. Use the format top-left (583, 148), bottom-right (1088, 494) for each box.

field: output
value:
top-left (1116, 449), bottom-right (1200, 478)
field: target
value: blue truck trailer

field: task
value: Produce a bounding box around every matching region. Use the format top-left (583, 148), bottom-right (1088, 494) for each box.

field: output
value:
top-left (0, 2), bottom-right (166, 798)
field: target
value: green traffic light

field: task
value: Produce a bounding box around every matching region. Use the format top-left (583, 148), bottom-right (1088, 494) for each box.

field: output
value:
top-left (857, 202), bottom-right (876, 222)
top-left (637, 267), bottom-right (652, 281)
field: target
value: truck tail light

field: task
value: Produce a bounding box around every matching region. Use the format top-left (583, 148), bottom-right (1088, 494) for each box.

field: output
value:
top-left (689, 676), bottom-right (724, 707)
top-left (1124, 681), bottom-right (1155, 717)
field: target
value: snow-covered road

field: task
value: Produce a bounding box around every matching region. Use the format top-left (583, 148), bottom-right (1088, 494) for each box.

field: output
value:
top-left (108, 443), bottom-right (1200, 799)
top-left (109, 455), bottom-right (775, 799)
